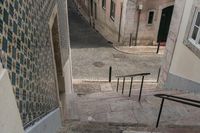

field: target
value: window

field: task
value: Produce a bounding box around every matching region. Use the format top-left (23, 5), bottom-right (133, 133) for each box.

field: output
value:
top-left (189, 11), bottom-right (200, 48)
top-left (184, 8), bottom-right (200, 59)
top-left (110, 0), bottom-right (115, 20)
top-left (147, 10), bottom-right (155, 25)
top-left (102, 0), bottom-right (106, 9)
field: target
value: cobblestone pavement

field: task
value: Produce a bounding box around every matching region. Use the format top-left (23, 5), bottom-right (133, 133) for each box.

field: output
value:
top-left (68, 0), bottom-right (163, 81)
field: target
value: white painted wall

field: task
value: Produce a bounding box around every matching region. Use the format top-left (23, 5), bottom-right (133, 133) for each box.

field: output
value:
top-left (63, 50), bottom-right (73, 94)
top-left (169, 0), bottom-right (200, 84)
top-left (0, 63), bottom-right (24, 133)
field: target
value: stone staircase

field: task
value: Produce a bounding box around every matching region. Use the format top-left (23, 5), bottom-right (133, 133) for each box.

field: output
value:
top-left (58, 120), bottom-right (200, 133)
top-left (58, 81), bottom-right (200, 133)
top-left (59, 120), bottom-right (122, 133)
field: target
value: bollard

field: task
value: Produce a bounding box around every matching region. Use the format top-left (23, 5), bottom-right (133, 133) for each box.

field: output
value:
top-left (139, 76), bottom-right (144, 102)
top-left (109, 66), bottom-right (112, 82)
top-left (129, 34), bottom-right (132, 47)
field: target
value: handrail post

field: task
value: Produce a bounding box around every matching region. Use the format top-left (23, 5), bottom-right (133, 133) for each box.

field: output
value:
top-left (157, 67), bottom-right (161, 83)
top-left (122, 77), bottom-right (125, 94)
top-left (138, 76), bottom-right (144, 102)
top-left (129, 77), bottom-right (133, 97)
top-left (129, 33), bottom-right (132, 47)
top-left (116, 78), bottom-right (119, 92)
top-left (156, 98), bottom-right (165, 128)
top-left (156, 41), bottom-right (161, 54)
top-left (109, 66), bottom-right (112, 82)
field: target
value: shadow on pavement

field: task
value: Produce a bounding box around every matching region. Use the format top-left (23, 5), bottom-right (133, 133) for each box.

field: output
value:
top-left (68, 0), bottom-right (112, 49)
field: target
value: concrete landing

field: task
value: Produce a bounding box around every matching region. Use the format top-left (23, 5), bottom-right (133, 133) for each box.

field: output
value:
top-left (58, 120), bottom-right (200, 133)
top-left (123, 131), bottom-right (159, 133)
top-left (73, 82), bottom-right (200, 127)
top-left (62, 81), bottom-right (200, 133)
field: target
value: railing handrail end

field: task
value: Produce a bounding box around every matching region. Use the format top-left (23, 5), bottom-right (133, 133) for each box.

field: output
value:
top-left (116, 72), bottom-right (151, 78)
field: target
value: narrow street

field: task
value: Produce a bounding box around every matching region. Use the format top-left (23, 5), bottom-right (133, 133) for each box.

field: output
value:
top-left (68, 0), bottom-right (163, 81)
top-left (60, 1), bottom-right (200, 133)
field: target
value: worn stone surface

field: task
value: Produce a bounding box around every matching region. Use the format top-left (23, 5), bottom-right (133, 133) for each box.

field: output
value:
top-left (59, 81), bottom-right (200, 133)
top-left (72, 82), bottom-right (200, 128)
top-left (73, 82), bottom-right (101, 95)
top-left (123, 131), bottom-right (159, 133)
top-left (100, 83), bottom-right (113, 92)
top-left (58, 120), bottom-right (200, 133)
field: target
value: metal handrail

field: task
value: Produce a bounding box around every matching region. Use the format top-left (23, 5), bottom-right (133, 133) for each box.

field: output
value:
top-left (154, 94), bottom-right (200, 128)
top-left (116, 72), bottom-right (151, 78)
top-left (116, 72), bottom-right (151, 101)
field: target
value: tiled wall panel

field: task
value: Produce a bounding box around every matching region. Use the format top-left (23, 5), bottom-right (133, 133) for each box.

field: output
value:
top-left (0, 0), bottom-right (59, 126)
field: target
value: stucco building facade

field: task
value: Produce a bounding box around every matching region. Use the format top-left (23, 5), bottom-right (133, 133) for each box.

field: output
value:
top-left (75, 0), bottom-right (175, 46)
top-left (160, 0), bottom-right (200, 92)
top-left (0, 0), bottom-right (72, 133)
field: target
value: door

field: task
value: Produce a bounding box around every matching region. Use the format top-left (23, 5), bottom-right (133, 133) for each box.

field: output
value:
top-left (51, 15), bottom-right (65, 93)
top-left (157, 5), bottom-right (174, 43)
top-left (90, 0), bottom-right (93, 16)
top-left (94, 2), bottom-right (97, 19)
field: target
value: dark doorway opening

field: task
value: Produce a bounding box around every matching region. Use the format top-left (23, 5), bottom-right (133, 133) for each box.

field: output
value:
top-left (157, 5), bottom-right (174, 44)
top-left (94, 2), bottom-right (97, 19)
top-left (90, 0), bottom-right (93, 16)
top-left (51, 15), bottom-right (65, 93)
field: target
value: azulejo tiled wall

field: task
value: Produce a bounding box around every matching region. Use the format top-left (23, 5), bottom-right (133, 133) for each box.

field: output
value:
top-left (0, 0), bottom-right (59, 126)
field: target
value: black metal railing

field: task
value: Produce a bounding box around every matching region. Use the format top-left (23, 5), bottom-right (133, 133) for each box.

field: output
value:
top-left (156, 41), bottom-right (161, 54)
top-left (116, 73), bottom-right (150, 101)
top-left (157, 66), bottom-right (161, 83)
top-left (154, 94), bottom-right (200, 128)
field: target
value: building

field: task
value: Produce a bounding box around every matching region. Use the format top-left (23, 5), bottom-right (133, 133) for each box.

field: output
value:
top-left (122, 0), bottom-right (175, 46)
top-left (75, 0), bottom-right (175, 46)
top-left (0, 0), bottom-right (72, 133)
top-left (160, 0), bottom-right (200, 92)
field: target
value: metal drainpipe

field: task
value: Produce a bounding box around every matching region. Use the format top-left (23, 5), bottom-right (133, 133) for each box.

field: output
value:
top-left (135, 7), bottom-right (142, 46)
top-left (118, 3), bottom-right (123, 42)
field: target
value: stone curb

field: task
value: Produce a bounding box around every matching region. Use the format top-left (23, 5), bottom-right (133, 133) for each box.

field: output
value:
top-left (72, 79), bottom-right (158, 83)
top-left (112, 44), bottom-right (165, 55)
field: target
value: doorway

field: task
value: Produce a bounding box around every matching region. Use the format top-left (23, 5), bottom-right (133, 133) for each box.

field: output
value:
top-left (157, 5), bottom-right (174, 43)
top-left (51, 15), bottom-right (65, 93)
top-left (94, 2), bottom-right (97, 19)
top-left (90, 0), bottom-right (93, 16)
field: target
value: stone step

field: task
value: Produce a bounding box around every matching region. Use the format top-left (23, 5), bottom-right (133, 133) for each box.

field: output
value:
top-left (58, 121), bottom-right (123, 133)
top-left (123, 131), bottom-right (158, 133)
top-left (73, 81), bottom-right (159, 96)
top-left (75, 88), bottom-right (183, 103)
top-left (71, 82), bottom-right (200, 131)
top-left (124, 126), bottom-right (200, 133)
top-left (58, 120), bottom-right (200, 133)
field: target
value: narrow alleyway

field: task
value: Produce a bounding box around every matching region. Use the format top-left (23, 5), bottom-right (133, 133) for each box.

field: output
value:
top-left (64, 1), bottom-right (200, 133)
top-left (68, 0), bottom-right (163, 81)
